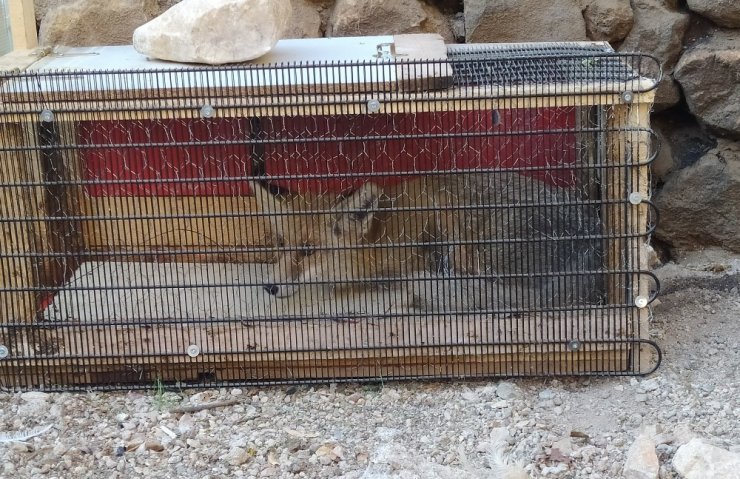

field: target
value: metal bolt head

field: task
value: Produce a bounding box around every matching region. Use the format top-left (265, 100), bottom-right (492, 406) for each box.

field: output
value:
top-left (367, 99), bottom-right (381, 113)
top-left (629, 192), bottom-right (643, 205)
top-left (635, 296), bottom-right (648, 308)
top-left (40, 109), bottom-right (54, 122)
top-left (186, 344), bottom-right (200, 358)
top-left (0, 345), bottom-right (8, 359)
top-left (200, 104), bottom-right (215, 118)
top-left (621, 91), bottom-right (634, 103)
top-left (567, 340), bottom-right (582, 352)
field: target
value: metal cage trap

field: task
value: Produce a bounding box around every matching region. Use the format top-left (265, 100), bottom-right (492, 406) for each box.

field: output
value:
top-left (0, 35), bottom-right (661, 390)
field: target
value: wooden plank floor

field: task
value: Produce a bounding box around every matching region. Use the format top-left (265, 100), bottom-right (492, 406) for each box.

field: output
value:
top-left (0, 308), bottom-right (642, 388)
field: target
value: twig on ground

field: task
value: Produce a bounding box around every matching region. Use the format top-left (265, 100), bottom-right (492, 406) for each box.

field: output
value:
top-left (169, 399), bottom-right (240, 414)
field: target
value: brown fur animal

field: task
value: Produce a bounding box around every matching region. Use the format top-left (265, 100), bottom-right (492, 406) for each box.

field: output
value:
top-left (250, 171), bottom-right (603, 311)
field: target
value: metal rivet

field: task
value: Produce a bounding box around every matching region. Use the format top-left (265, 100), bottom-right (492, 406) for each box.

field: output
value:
top-left (39, 109), bottom-right (54, 122)
top-left (367, 99), bottom-right (381, 113)
top-left (629, 192), bottom-right (643, 205)
top-left (0, 345), bottom-right (8, 359)
top-left (567, 340), bottom-right (582, 352)
top-left (621, 91), bottom-right (634, 103)
top-left (635, 296), bottom-right (648, 308)
top-left (186, 344), bottom-right (200, 357)
top-left (200, 105), bottom-right (215, 118)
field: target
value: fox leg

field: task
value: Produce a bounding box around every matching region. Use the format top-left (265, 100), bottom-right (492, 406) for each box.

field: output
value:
top-left (437, 208), bottom-right (481, 275)
top-left (450, 244), bottom-right (481, 276)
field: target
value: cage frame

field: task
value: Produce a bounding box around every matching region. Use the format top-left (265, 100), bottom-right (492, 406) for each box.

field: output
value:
top-left (0, 35), bottom-right (660, 390)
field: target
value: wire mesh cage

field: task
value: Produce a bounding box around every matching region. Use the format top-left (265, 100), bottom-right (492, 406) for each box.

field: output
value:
top-left (0, 36), bottom-right (661, 390)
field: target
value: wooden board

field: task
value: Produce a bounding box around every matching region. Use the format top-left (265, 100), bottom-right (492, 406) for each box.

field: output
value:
top-left (393, 34), bottom-right (452, 91)
top-left (0, 122), bottom-right (49, 324)
top-left (627, 102), bottom-right (654, 373)
top-left (7, 0), bottom-right (37, 51)
top-left (602, 98), bottom-right (655, 372)
top-left (0, 350), bottom-right (632, 388)
top-left (0, 85), bottom-right (658, 121)
top-left (0, 311), bottom-right (639, 388)
top-left (0, 48), bottom-right (46, 72)
top-left (78, 196), bottom-right (272, 262)
top-left (0, 34), bottom-right (452, 100)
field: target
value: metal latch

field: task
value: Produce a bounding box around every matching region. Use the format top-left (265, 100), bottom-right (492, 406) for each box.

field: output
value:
top-left (375, 42), bottom-right (396, 60)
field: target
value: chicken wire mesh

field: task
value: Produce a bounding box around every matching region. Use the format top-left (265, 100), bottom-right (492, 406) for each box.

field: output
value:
top-left (0, 43), bottom-right (661, 390)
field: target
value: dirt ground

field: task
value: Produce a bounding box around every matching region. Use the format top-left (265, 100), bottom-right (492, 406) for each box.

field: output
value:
top-left (0, 248), bottom-right (738, 478)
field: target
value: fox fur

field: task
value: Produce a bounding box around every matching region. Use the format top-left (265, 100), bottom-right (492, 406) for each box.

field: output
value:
top-left (250, 171), bottom-right (603, 312)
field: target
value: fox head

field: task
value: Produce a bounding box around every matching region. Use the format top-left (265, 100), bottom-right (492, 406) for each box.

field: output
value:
top-left (250, 181), bottom-right (383, 298)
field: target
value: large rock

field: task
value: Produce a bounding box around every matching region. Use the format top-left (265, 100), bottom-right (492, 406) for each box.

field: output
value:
top-left (655, 140), bottom-right (740, 253)
top-left (286, 0), bottom-right (323, 38)
top-left (464, 0), bottom-right (587, 43)
top-left (619, 0), bottom-right (689, 110)
top-left (651, 112), bottom-right (718, 184)
top-left (39, 0), bottom-right (155, 46)
top-left (674, 30), bottom-right (740, 139)
top-left (582, 0), bottom-right (634, 43)
top-left (329, 0), bottom-right (454, 42)
top-left (623, 432), bottom-right (659, 479)
top-left (35, 0), bottom-right (74, 23)
top-left (36, 0), bottom-right (179, 24)
top-left (420, 3), bottom-right (456, 42)
top-left (686, 0), bottom-right (740, 29)
top-left (673, 438), bottom-right (740, 479)
top-left (133, 0), bottom-right (291, 65)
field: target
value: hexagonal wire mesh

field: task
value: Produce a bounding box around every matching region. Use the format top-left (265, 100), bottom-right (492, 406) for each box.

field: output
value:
top-left (0, 40), bottom-right (661, 390)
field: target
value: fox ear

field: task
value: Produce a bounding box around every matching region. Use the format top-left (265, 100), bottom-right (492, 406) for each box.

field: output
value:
top-left (332, 183), bottom-right (382, 239)
top-left (249, 180), bottom-right (288, 239)
top-left (249, 180), bottom-right (290, 212)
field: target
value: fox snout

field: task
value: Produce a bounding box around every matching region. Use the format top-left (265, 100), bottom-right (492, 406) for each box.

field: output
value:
top-left (263, 284), bottom-right (279, 295)
top-left (262, 283), bottom-right (297, 298)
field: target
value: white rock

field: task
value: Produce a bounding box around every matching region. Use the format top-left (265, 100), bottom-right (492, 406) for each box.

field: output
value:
top-left (541, 463), bottom-right (569, 475)
top-left (539, 389), bottom-right (555, 400)
top-left (496, 382), bottom-right (519, 400)
top-left (20, 391), bottom-right (50, 402)
top-left (461, 390), bottom-right (479, 402)
top-left (624, 433), bottom-right (659, 479)
top-left (331, 446), bottom-right (344, 459)
top-left (641, 378), bottom-right (660, 393)
top-left (133, 0), bottom-right (291, 65)
top-left (224, 446), bottom-right (251, 466)
top-left (551, 437), bottom-right (573, 459)
top-left (673, 438), bottom-right (740, 479)
top-left (177, 414), bottom-right (195, 434)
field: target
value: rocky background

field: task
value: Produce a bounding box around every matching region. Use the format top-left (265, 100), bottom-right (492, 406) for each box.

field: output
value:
top-left (32, 0), bottom-right (740, 260)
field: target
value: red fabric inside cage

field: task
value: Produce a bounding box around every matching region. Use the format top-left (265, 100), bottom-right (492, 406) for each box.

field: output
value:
top-left (78, 118), bottom-right (253, 197)
top-left (262, 108), bottom-right (577, 194)
top-left (78, 108), bottom-right (577, 197)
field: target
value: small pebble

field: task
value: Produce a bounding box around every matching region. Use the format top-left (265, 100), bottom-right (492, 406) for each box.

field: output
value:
top-left (539, 389), bottom-right (555, 400)
top-left (496, 382), bottom-right (519, 400)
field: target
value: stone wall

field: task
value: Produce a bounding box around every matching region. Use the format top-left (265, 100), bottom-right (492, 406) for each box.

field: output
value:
top-left (31, 0), bottom-right (740, 256)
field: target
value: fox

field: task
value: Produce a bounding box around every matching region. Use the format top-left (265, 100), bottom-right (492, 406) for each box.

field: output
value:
top-left (249, 171), bottom-right (603, 312)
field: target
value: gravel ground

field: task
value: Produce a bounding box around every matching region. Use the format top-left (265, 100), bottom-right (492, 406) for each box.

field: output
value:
top-left (1, 249), bottom-right (738, 479)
